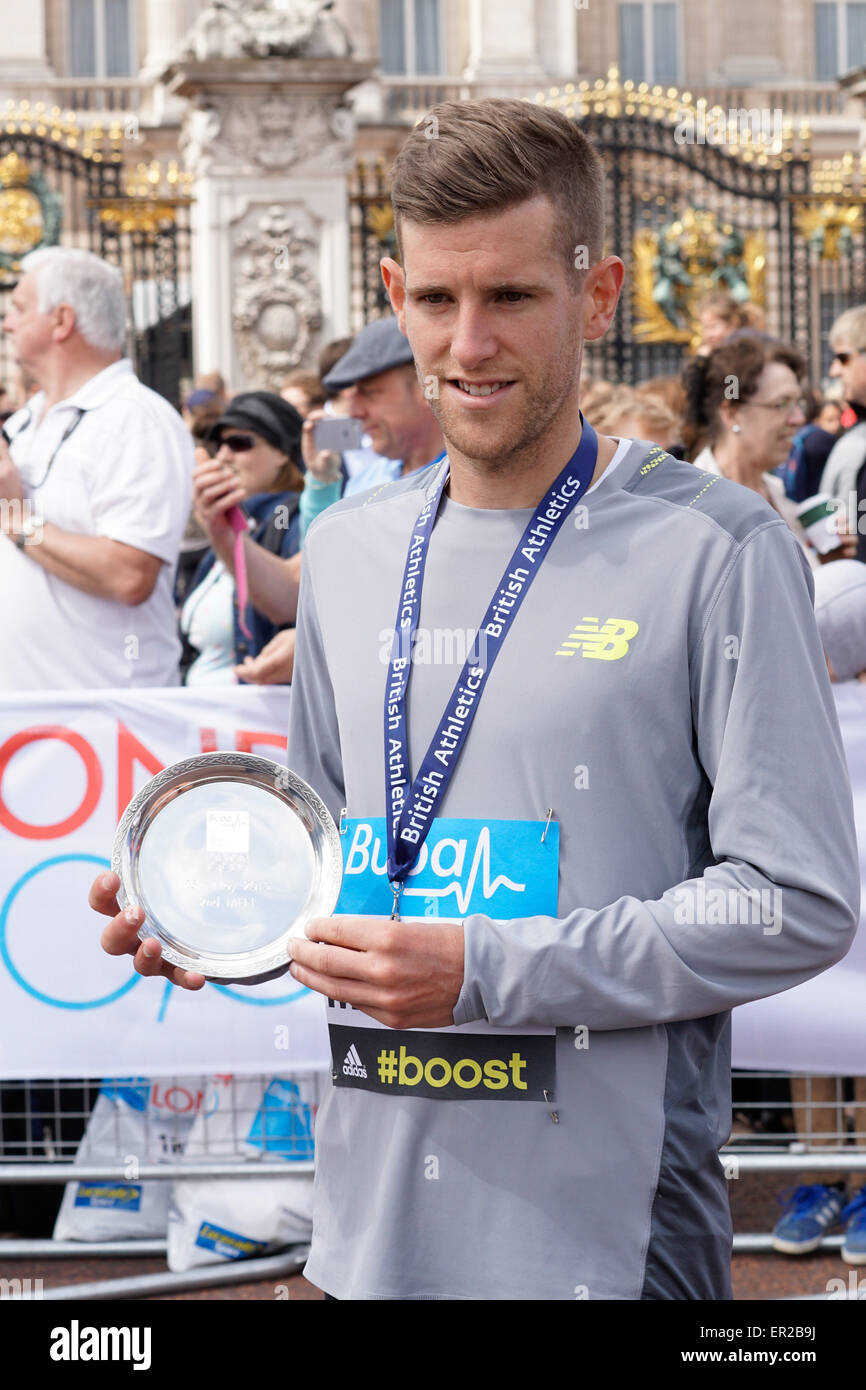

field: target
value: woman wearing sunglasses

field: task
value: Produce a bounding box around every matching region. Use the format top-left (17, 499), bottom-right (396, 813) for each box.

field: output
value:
top-left (180, 391), bottom-right (304, 685)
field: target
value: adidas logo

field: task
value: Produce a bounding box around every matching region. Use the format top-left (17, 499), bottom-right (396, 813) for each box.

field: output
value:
top-left (342, 1044), bottom-right (367, 1079)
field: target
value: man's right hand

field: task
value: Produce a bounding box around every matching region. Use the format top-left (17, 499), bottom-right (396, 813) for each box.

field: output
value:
top-left (90, 871), bottom-right (206, 991)
top-left (301, 409), bottom-right (343, 482)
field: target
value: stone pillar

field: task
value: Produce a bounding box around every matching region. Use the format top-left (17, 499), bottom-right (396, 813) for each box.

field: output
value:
top-left (140, 0), bottom-right (198, 125)
top-left (140, 0), bottom-right (197, 80)
top-left (538, 0), bottom-right (579, 82)
top-left (463, 0), bottom-right (545, 81)
top-left (0, 5), bottom-right (54, 80)
top-left (161, 5), bottom-right (374, 391)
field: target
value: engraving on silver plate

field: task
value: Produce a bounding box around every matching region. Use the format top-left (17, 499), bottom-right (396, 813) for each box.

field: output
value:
top-left (111, 752), bottom-right (342, 980)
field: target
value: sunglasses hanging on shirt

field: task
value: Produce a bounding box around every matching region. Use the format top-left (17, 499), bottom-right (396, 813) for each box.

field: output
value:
top-left (4, 407), bottom-right (87, 490)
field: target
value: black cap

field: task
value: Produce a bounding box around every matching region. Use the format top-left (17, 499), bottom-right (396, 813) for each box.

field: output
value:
top-left (210, 391), bottom-right (303, 463)
top-left (321, 318), bottom-right (414, 391)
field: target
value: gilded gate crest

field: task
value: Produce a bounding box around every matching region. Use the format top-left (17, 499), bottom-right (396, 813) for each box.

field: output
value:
top-left (0, 152), bottom-right (62, 277)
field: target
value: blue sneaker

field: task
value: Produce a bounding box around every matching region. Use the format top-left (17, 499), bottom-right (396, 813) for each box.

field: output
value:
top-left (842, 1188), bottom-right (866, 1265)
top-left (771, 1184), bottom-right (845, 1254)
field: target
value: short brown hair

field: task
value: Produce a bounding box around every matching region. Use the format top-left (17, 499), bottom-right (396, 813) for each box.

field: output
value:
top-left (317, 337), bottom-right (354, 398)
top-left (282, 369), bottom-right (326, 409)
top-left (187, 398), bottom-right (223, 443)
top-left (273, 456), bottom-right (305, 493)
top-left (196, 370), bottom-right (226, 397)
top-left (390, 99), bottom-right (605, 284)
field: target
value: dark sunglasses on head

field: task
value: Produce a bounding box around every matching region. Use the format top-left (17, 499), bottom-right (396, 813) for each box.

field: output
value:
top-left (833, 350), bottom-right (864, 366)
top-left (220, 433), bottom-right (256, 452)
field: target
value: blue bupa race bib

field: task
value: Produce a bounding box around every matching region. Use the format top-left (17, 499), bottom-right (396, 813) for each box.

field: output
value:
top-left (329, 817), bottom-right (560, 1101)
top-left (336, 816), bottom-right (559, 919)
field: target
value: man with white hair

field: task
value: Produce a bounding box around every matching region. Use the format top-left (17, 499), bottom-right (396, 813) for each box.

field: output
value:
top-left (0, 247), bottom-right (193, 688)
top-left (820, 305), bottom-right (866, 561)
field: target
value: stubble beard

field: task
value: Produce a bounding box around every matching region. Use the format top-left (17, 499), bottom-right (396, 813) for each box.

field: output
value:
top-left (427, 346), bottom-right (583, 476)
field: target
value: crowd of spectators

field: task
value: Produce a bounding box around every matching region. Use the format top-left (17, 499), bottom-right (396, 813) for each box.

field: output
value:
top-left (6, 257), bottom-right (863, 699)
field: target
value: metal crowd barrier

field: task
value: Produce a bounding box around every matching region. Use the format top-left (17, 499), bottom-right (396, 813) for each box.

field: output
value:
top-left (723, 1070), bottom-right (866, 1275)
top-left (2, 1069), bottom-right (865, 1299)
top-left (0, 1072), bottom-right (323, 1300)
top-left (723, 1071), bottom-right (866, 1161)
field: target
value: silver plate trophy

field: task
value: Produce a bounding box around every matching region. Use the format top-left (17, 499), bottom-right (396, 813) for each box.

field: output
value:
top-left (112, 752), bottom-right (342, 981)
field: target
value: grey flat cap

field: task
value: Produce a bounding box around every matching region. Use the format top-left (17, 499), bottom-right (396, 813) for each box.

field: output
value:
top-left (322, 317), bottom-right (414, 390)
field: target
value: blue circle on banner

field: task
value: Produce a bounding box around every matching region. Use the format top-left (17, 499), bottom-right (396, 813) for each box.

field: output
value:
top-left (209, 981), bottom-right (309, 1006)
top-left (0, 854), bottom-right (141, 1010)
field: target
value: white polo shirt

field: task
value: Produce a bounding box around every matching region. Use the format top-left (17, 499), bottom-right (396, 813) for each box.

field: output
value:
top-left (0, 358), bottom-right (194, 690)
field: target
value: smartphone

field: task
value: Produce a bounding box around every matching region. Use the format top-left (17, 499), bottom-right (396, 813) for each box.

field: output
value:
top-left (313, 416), bottom-right (365, 453)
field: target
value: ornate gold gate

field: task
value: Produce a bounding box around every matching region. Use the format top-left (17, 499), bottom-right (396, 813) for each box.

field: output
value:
top-left (0, 103), bottom-right (193, 409)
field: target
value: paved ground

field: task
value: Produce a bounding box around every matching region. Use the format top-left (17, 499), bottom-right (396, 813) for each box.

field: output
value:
top-left (729, 1169), bottom-right (857, 1300)
top-left (1, 1169), bottom-right (862, 1301)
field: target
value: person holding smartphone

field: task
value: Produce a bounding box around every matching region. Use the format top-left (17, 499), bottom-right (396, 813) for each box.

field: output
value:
top-left (296, 318), bottom-right (446, 538)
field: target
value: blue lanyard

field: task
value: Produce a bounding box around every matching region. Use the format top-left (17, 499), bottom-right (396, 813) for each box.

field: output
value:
top-left (383, 416), bottom-right (599, 916)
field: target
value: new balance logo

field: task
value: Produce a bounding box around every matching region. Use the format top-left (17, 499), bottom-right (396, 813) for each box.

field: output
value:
top-left (556, 617), bottom-right (639, 660)
top-left (342, 1044), bottom-right (367, 1078)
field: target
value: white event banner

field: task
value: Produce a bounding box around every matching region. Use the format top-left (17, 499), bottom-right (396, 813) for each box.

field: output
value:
top-left (732, 682), bottom-right (866, 1074)
top-left (0, 686), bottom-right (330, 1079)
top-left (3, 683), bottom-right (865, 1081)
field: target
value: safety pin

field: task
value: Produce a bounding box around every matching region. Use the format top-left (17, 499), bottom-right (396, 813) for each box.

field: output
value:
top-left (541, 808), bottom-right (554, 844)
top-left (338, 808), bottom-right (348, 836)
top-left (543, 1088), bottom-right (559, 1124)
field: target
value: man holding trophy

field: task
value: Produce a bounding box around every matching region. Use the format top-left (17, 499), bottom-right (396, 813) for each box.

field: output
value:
top-left (92, 100), bottom-right (859, 1300)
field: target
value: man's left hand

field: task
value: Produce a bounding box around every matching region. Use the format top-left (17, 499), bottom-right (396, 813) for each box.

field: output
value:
top-left (288, 915), bottom-right (464, 1030)
top-left (0, 431), bottom-right (23, 532)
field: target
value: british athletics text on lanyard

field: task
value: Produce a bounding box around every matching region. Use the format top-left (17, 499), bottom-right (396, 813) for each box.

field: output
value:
top-left (384, 416), bottom-right (599, 910)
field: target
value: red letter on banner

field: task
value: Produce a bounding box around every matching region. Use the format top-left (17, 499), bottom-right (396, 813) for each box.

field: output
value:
top-left (235, 730), bottom-right (287, 755)
top-left (0, 726), bottom-right (103, 839)
top-left (117, 722), bottom-right (164, 823)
